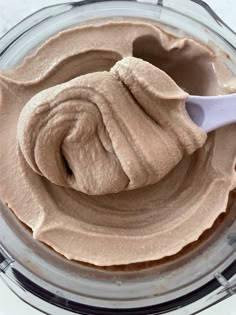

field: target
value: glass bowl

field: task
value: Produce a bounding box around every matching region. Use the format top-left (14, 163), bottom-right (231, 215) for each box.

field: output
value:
top-left (0, 1), bottom-right (236, 314)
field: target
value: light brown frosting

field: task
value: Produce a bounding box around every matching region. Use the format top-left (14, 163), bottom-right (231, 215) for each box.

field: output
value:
top-left (1, 21), bottom-right (236, 266)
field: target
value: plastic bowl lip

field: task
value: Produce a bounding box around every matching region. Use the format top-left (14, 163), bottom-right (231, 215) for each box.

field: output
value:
top-left (190, 0), bottom-right (236, 32)
top-left (0, 0), bottom-right (236, 59)
top-left (0, 0), bottom-right (235, 44)
top-left (0, 1), bottom-right (236, 314)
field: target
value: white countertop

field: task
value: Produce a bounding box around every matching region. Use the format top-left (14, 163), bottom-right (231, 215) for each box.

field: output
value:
top-left (0, 0), bottom-right (236, 314)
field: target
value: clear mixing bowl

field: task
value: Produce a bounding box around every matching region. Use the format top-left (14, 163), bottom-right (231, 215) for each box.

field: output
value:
top-left (0, 1), bottom-right (236, 314)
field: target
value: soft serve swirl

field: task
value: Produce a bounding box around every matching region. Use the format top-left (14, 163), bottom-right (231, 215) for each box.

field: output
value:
top-left (17, 57), bottom-right (205, 195)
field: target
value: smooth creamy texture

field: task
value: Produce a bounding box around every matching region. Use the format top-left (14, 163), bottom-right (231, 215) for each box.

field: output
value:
top-left (1, 22), bottom-right (236, 266)
top-left (17, 57), bottom-right (205, 195)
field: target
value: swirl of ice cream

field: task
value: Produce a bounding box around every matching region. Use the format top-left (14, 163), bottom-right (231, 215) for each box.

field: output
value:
top-left (17, 57), bottom-right (205, 195)
top-left (1, 21), bottom-right (236, 266)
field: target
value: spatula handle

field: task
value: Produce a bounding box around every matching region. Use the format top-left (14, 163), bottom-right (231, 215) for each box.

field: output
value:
top-left (186, 94), bottom-right (236, 133)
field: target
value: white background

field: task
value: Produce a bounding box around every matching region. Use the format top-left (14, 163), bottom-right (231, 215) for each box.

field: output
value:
top-left (0, 0), bottom-right (236, 314)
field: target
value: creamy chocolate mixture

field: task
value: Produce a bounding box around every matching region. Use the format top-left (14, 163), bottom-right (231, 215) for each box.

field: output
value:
top-left (1, 22), bottom-right (236, 266)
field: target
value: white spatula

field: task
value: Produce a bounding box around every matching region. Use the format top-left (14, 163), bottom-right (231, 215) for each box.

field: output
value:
top-left (186, 94), bottom-right (236, 132)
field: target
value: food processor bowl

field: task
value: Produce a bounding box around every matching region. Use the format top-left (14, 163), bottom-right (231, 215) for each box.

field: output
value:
top-left (0, 1), bottom-right (236, 314)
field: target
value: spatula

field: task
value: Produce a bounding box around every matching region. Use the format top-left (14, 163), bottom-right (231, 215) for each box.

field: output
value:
top-left (186, 94), bottom-right (236, 132)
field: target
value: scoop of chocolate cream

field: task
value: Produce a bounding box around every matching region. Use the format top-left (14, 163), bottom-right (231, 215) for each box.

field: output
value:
top-left (17, 57), bottom-right (205, 195)
top-left (1, 22), bottom-right (236, 266)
